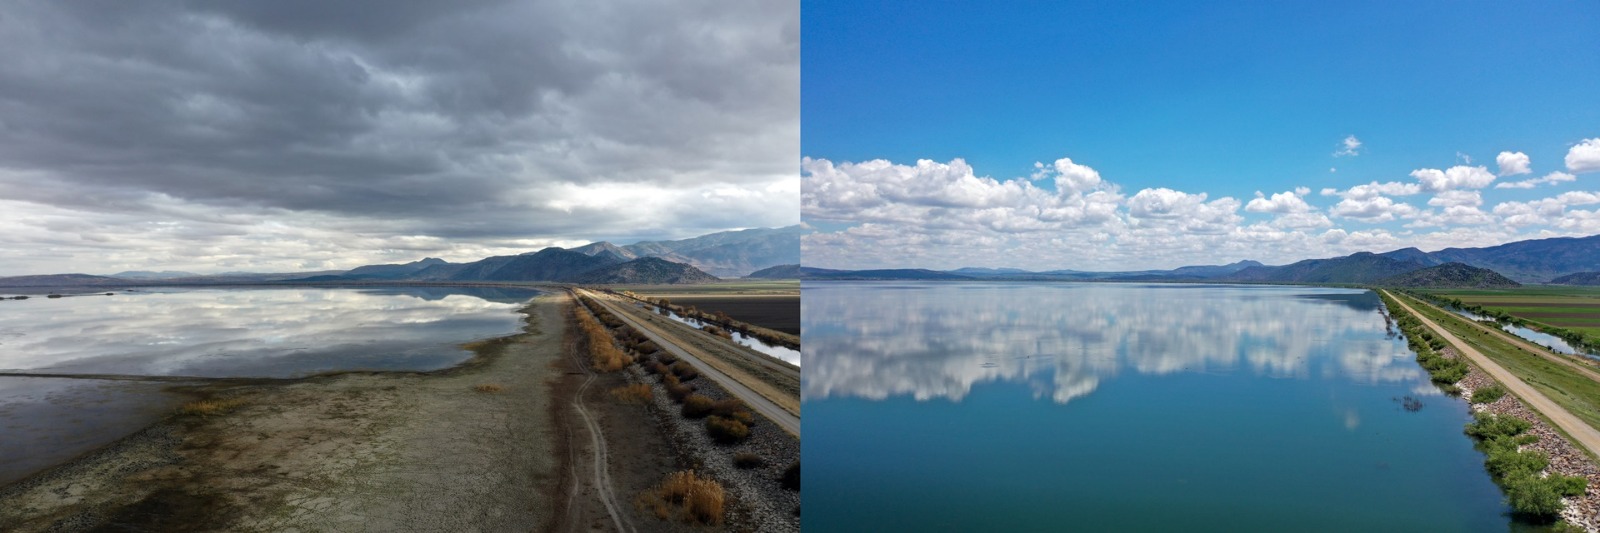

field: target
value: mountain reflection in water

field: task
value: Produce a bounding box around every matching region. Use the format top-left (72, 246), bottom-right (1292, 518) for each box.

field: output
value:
top-left (802, 282), bottom-right (1422, 404)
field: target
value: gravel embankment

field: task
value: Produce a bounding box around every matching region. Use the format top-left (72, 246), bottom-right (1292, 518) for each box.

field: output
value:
top-left (624, 364), bottom-right (800, 532)
top-left (1454, 348), bottom-right (1599, 531)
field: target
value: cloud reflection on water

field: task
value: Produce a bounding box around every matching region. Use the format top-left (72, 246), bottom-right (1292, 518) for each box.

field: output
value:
top-left (802, 282), bottom-right (1422, 404)
top-left (0, 287), bottom-right (536, 377)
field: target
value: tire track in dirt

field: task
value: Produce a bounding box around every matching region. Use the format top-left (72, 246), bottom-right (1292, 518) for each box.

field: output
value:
top-left (563, 302), bottom-right (635, 533)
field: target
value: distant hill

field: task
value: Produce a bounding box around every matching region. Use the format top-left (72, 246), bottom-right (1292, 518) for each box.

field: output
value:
top-left (570, 242), bottom-right (638, 263)
top-left (110, 270), bottom-right (200, 279)
top-left (617, 225), bottom-right (802, 277)
top-left (746, 264), bottom-right (801, 279)
top-left (1376, 263), bottom-right (1521, 288)
top-left (469, 248), bottom-right (622, 282)
top-left (0, 274), bottom-right (125, 287)
top-left (1550, 271), bottom-right (1600, 286)
top-left (1424, 235), bottom-right (1600, 283)
top-left (567, 257), bottom-right (720, 284)
top-left (282, 275), bottom-right (353, 282)
top-left (343, 258), bottom-right (448, 279)
top-left (950, 267), bottom-right (1032, 276)
top-left (801, 268), bottom-right (973, 281)
top-left (1168, 260), bottom-right (1265, 278)
top-left (1226, 253), bottom-right (1426, 284)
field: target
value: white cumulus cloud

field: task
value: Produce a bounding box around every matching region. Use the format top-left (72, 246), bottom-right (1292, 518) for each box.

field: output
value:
top-left (1567, 138), bottom-right (1600, 173)
top-left (1334, 135), bottom-right (1363, 157)
top-left (1495, 171), bottom-right (1576, 189)
top-left (1410, 166), bottom-right (1496, 192)
top-left (1496, 151), bottom-right (1531, 176)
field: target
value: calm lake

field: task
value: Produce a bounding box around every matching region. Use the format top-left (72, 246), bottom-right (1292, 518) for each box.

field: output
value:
top-left (802, 281), bottom-right (1512, 532)
top-left (0, 286), bottom-right (540, 485)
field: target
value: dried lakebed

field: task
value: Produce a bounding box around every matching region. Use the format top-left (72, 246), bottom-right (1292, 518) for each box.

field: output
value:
top-left (0, 286), bottom-right (541, 487)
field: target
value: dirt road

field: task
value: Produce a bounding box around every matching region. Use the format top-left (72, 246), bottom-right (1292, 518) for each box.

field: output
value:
top-left (1386, 291), bottom-right (1600, 458)
top-left (582, 290), bottom-right (800, 437)
top-left (560, 310), bottom-right (635, 533)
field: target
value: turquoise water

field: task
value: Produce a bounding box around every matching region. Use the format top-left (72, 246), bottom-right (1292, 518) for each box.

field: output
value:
top-left (802, 282), bottom-right (1510, 532)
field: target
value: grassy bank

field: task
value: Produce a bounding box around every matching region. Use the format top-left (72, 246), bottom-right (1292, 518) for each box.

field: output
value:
top-left (1420, 287), bottom-right (1600, 349)
top-left (1376, 290), bottom-right (1469, 390)
top-left (1394, 292), bottom-right (1600, 435)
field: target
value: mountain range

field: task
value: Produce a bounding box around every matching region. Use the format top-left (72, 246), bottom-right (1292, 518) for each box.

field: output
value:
top-left (798, 234), bottom-right (1600, 287)
top-left (1, 226), bottom-right (800, 287)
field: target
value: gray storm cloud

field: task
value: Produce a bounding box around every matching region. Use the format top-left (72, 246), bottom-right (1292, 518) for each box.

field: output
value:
top-left (0, 0), bottom-right (799, 275)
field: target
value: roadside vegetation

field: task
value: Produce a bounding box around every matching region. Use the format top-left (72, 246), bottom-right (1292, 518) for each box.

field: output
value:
top-left (1377, 290), bottom-right (1469, 391)
top-left (638, 470), bottom-right (725, 525)
top-left (572, 289), bottom-right (791, 522)
top-left (609, 289), bottom-right (800, 349)
top-left (574, 296), bottom-right (633, 372)
top-left (1393, 292), bottom-right (1600, 434)
top-left (1418, 288), bottom-right (1600, 352)
top-left (1471, 385), bottom-right (1507, 405)
top-left (1464, 413), bottom-right (1589, 519)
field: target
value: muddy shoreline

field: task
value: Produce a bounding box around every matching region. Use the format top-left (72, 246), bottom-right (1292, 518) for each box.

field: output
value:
top-left (0, 293), bottom-right (584, 531)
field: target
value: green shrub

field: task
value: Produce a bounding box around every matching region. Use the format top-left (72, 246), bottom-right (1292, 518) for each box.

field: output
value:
top-left (1503, 473), bottom-right (1565, 518)
top-left (705, 415), bottom-right (750, 444)
top-left (1472, 385), bottom-right (1507, 404)
top-left (1552, 474), bottom-right (1589, 498)
top-left (1465, 413), bottom-right (1531, 441)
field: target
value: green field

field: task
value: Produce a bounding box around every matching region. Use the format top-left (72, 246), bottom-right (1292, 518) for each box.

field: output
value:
top-left (1396, 292), bottom-right (1600, 439)
top-left (1421, 286), bottom-right (1600, 341)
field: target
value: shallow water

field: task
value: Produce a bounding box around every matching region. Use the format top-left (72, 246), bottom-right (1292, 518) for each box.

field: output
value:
top-left (645, 304), bottom-right (801, 365)
top-left (1445, 307), bottom-right (1599, 360)
top-left (802, 281), bottom-right (1510, 532)
top-left (0, 286), bottom-right (540, 378)
top-left (0, 286), bottom-right (540, 486)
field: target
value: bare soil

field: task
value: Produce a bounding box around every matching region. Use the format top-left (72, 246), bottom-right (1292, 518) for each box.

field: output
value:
top-left (658, 296), bottom-right (800, 335)
top-left (0, 291), bottom-right (679, 532)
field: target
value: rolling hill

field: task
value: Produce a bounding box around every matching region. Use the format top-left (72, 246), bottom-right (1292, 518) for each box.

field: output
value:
top-left (1225, 252), bottom-right (1428, 284)
top-left (1550, 272), bottom-right (1600, 286)
top-left (1375, 262), bottom-right (1521, 288)
top-left (600, 225), bottom-right (802, 277)
top-left (0, 274), bottom-right (126, 287)
top-left (343, 258), bottom-right (449, 279)
top-left (746, 264), bottom-right (801, 279)
top-left (566, 257), bottom-right (720, 284)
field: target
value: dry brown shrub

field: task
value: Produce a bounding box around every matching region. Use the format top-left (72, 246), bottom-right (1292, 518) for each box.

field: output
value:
top-left (609, 383), bottom-right (653, 404)
top-left (638, 470), bottom-right (724, 525)
top-left (179, 397), bottom-right (246, 417)
top-left (474, 383), bottom-right (505, 393)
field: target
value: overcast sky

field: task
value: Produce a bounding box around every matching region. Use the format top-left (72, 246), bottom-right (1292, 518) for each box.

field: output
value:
top-left (0, 0), bottom-right (798, 276)
top-left (801, 2), bottom-right (1600, 271)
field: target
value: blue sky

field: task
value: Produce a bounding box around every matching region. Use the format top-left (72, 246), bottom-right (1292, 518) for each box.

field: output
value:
top-left (801, 1), bottom-right (1600, 271)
